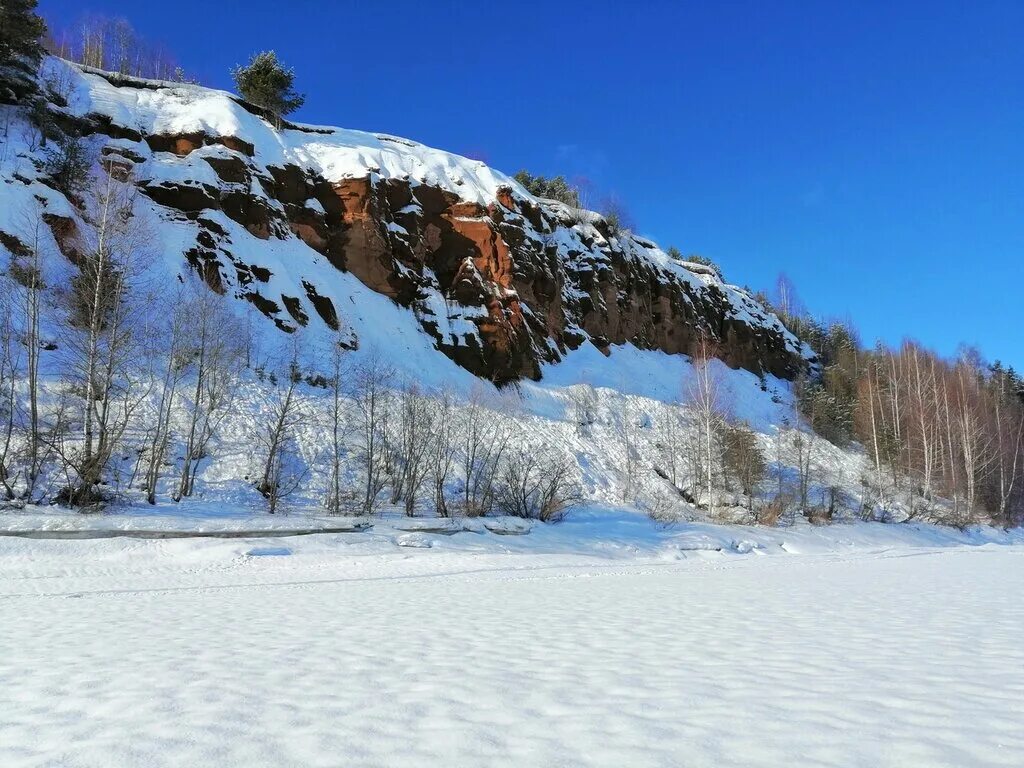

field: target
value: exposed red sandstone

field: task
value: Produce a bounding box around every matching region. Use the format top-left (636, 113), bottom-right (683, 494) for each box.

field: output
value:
top-left (17, 101), bottom-right (807, 383)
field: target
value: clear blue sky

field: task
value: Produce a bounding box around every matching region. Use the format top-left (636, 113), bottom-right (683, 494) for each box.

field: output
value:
top-left (41, 0), bottom-right (1024, 369)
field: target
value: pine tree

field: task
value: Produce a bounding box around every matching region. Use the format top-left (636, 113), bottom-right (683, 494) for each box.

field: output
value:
top-left (43, 130), bottom-right (90, 197)
top-left (0, 0), bottom-right (45, 69)
top-left (231, 50), bottom-right (304, 129)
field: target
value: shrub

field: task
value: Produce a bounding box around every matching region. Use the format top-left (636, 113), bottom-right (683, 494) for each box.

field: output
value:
top-left (758, 494), bottom-right (789, 526)
top-left (512, 170), bottom-right (580, 207)
top-left (603, 209), bottom-right (621, 235)
top-left (495, 447), bottom-right (581, 522)
top-left (600, 198), bottom-right (632, 237)
top-left (686, 254), bottom-right (723, 277)
top-left (721, 423), bottom-right (766, 502)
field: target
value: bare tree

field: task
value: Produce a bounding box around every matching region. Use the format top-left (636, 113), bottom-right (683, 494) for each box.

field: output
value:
top-left (768, 418), bottom-right (796, 525)
top-left (721, 421), bottom-right (766, 510)
top-left (656, 405), bottom-right (685, 488)
top-left (599, 195), bottom-right (633, 238)
top-left (429, 386), bottom-right (459, 517)
top-left (906, 342), bottom-right (940, 513)
top-left (349, 351), bottom-right (394, 515)
top-left (459, 383), bottom-right (510, 516)
top-left (854, 361), bottom-right (888, 515)
top-left (173, 287), bottom-right (244, 501)
top-left (992, 382), bottom-right (1024, 526)
top-left (773, 272), bottom-right (806, 328)
top-left (7, 207), bottom-right (47, 497)
top-left (139, 293), bottom-right (189, 504)
top-left (619, 396), bottom-right (640, 503)
top-left (323, 336), bottom-right (348, 516)
top-left (495, 446), bottom-right (581, 522)
top-left (685, 333), bottom-right (726, 516)
top-left (791, 427), bottom-right (818, 515)
top-left (0, 281), bottom-right (22, 498)
top-left (57, 161), bottom-right (151, 506)
top-left (50, 15), bottom-right (184, 81)
top-left (255, 347), bottom-right (305, 514)
top-left (951, 360), bottom-right (994, 526)
top-left (789, 374), bottom-right (824, 518)
top-left (567, 383), bottom-right (598, 436)
top-left (390, 380), bottom-right (437, 516)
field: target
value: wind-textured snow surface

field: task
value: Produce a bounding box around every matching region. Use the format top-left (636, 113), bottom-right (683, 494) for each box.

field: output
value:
top-left (1, 532), bottom-right (1022, 767)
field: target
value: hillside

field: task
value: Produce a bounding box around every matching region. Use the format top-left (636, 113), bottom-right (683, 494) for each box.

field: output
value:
top-left (1, 58), bottom-right (809, 386)
top-left (0, 55), bottom-right (1019, 534)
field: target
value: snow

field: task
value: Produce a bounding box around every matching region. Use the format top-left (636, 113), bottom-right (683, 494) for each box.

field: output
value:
top-left (23, 58), bottom-right (809, 367)
top-left (4, 62), bottom-right (1020, 764)
top-left (1, 528), bottom-right (1022, 767)
top-left (1, 58), bottom-right (813, 418)
top-left (56, 59), bottom-right (527, 206)
top-left (0, 58), bottom-right (947, 528)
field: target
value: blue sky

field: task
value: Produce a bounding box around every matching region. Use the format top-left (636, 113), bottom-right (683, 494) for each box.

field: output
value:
top-left (41, 0), bottom-right (1024, 368)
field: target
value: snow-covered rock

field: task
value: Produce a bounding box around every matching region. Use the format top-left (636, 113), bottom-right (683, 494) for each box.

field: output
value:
top-left (1, 58), bottom-right (812, 385)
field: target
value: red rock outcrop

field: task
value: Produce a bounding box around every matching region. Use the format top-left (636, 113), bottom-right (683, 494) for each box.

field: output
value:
top-left (129, 138), bottom-right (805, 382)
top-left (23, 80), bottom-right (807, 384)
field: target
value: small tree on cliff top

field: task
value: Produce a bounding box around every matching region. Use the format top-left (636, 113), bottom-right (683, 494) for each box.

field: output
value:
top-left (231, 50), bottom-right (304, 129)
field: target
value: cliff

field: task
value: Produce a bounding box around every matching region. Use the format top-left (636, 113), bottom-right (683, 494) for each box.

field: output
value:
top-left (1, 59), bottom-right (811, 384)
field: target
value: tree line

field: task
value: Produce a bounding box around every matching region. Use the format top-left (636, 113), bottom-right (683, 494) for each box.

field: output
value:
top-left (764, 275), bottom-right (1024, 528)
top-left (43, 13), bottom-right (190, 83)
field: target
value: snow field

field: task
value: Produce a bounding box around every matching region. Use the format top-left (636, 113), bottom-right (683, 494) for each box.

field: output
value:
top-left (1, 538), bottom-right (1021, 767)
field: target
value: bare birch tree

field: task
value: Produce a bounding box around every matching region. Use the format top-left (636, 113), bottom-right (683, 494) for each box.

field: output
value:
top-left (685, 333), bottom-right (725, 517)
top-left (459, 383), bottom-right (510, 516)
top-left (57, 161), bottom-right (150, 506)
top-left (8, 207), bottom-right (47, 497)
top-left (349, 351), bottom-right (394, 515)
top-left (139, 294), bottom-right (189, 504)
top-left (173, 287), bottom-right (244, 501)
top-left (429, 386), bottom-right (459, 517)
top-left (324, 336), bottom-right (348, 516)
top-left (992, 382), bottom-right (1024, 526)
top-left (255, 346), bottom-right (305, 514)
top-left (0, 282), bottom-right (21, 498)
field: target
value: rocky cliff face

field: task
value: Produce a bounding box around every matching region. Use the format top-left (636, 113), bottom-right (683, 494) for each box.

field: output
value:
top-left (1, 60), bottom-right (810, 384)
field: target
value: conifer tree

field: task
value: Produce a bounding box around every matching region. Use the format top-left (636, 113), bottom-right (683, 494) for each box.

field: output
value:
top-left (231, 50), bottom-right (304, 129)
top-left (0, 0), bottom-right (46, 69)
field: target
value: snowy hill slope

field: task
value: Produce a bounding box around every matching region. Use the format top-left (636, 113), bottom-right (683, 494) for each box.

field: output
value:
top-left (1, 58), bottom-right (810, 386)
top-left (0, 58), bottom-right (878, 527)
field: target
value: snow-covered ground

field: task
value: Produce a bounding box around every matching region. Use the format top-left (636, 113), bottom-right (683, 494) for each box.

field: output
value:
top-left (2, 58), bottom-right (1021, 766)
top-left (2, 523), bottom-right (1022, 767)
